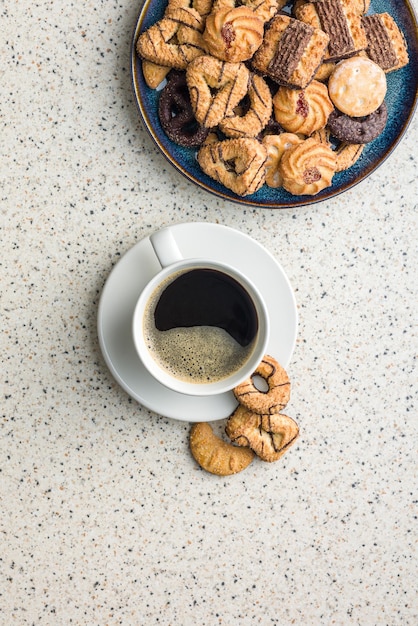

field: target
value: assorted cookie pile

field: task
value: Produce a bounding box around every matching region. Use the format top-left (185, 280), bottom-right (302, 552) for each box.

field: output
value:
top-left (189, 355), bottom-right (299, 475)
top-left (136, 0), bottom-right (409, 198)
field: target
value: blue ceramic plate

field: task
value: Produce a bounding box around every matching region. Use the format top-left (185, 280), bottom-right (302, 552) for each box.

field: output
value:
top-left (131, 0), bottom-right (418, 208)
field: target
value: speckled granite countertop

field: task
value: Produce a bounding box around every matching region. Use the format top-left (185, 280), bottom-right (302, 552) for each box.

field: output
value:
top-left (1, 1), bottom-right (417, 624)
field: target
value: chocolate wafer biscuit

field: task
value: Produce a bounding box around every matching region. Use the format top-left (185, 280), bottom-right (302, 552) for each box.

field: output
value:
top-left (296, 0), bottom-right (367, 63)
top-left (251, 14), bottom-right (329, 89)
top-left (362, 13), bottom-right (409, 73)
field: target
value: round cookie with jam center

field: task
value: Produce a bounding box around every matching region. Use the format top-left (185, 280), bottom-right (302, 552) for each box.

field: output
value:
top-left (328, 57), bottom-right (387, 118)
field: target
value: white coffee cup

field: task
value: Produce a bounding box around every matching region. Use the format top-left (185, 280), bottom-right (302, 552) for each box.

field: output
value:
top-left (132, 226), bottom-right (270, 396)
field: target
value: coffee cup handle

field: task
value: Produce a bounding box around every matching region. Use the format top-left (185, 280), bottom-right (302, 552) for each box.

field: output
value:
top-left (150, 227), bottom-right (183, 268)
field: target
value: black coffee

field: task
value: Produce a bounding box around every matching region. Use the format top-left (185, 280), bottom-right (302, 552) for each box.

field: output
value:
top-left (143, 268), bottom-right (259, 384)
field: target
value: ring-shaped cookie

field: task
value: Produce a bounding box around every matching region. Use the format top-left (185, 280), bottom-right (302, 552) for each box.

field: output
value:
top-left (225, 405), bottom-right (299, 462)
top-left (233, 355), bottom-right (291, 414)
top-left (327, 103), bottom-right (388, 144)
top-left (219, 74), bottom-right (272, 138)
top-left (158, 72), bottom-right (209, 147)
top-left (186, 56), bottom-right (250, 128)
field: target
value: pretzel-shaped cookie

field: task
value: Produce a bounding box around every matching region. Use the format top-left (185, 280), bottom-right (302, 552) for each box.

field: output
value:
top-left (219, 74), bottom-right (272, 138)
top-left (203, 6), bottom-right (264, 63)
top-left (186, 55), bottom-right (250, 128)
top-left (136, 8), bottom-right (206, 70)
top-left (233, 354), bottom-right (291, 414)
top-left (167, 0), bottom-right (214, 19)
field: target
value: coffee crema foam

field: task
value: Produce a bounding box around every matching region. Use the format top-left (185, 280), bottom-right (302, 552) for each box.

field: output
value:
top-left (146, 325), bottom-right (255, 383)
top-left (143, 268), bottom-right (258, 384)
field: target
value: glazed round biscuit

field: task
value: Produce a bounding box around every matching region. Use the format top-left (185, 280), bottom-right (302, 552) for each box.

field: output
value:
top-left (186, 55), bottom-right (250, 128)
top-left (225, 405), bottom-right (299, 463)
top-left (136, 9), bottom-right (206, 70)
top-left (219, 74), bottom-right (272, 138)
top-left (203, 6), bottom-right (264, 63)
top-left (233, 355), bottom-right (291, 414)
top-left (328, 57), bottom-right (387, 117)
top-left (273, 80), bottom-right (334, 136)
top-left (262, 133), bottom-right (304, 188)
top-left (279, 137), bottom-right (336, 196)
top-left (327, 103), bottom-right (388, 144)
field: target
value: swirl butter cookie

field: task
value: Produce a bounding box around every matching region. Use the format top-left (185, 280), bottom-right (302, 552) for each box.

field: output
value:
top-left (295, 0), bottom-right (367, 63)
top-left (273, 80), bottom-right (334, 136)
top-left (263, 133), bottom-right (304, 188)
top-left (225, 405), bottom-right (299, 463)
top-left (327, 103), bottom-right (388, 144)
top-left (136, 8), bottom-right (206, 70)
top-left (279, 137), bottom-right (337, 196)
top-left (197, 136), bottom-right (267, 196)
top-left (219, 74), bottom-right (272, 138)
top-left (203, 6), bottom-right (264, 63)
top-left (186, 55), bottom-right (250, 128)
top-left (252, 14), bottom-right (329, 89)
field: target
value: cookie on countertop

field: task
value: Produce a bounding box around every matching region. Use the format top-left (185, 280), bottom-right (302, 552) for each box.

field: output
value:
top-left (362, 12), bottom-right (409, 73)
top-left (225, 405), bottom-right (300, 463)
top-left (251, 14), bottom-right (329, 90)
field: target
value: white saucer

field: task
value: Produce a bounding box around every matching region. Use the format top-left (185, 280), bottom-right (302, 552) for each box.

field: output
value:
top-left (97, 222), bottom-right (298, 421)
